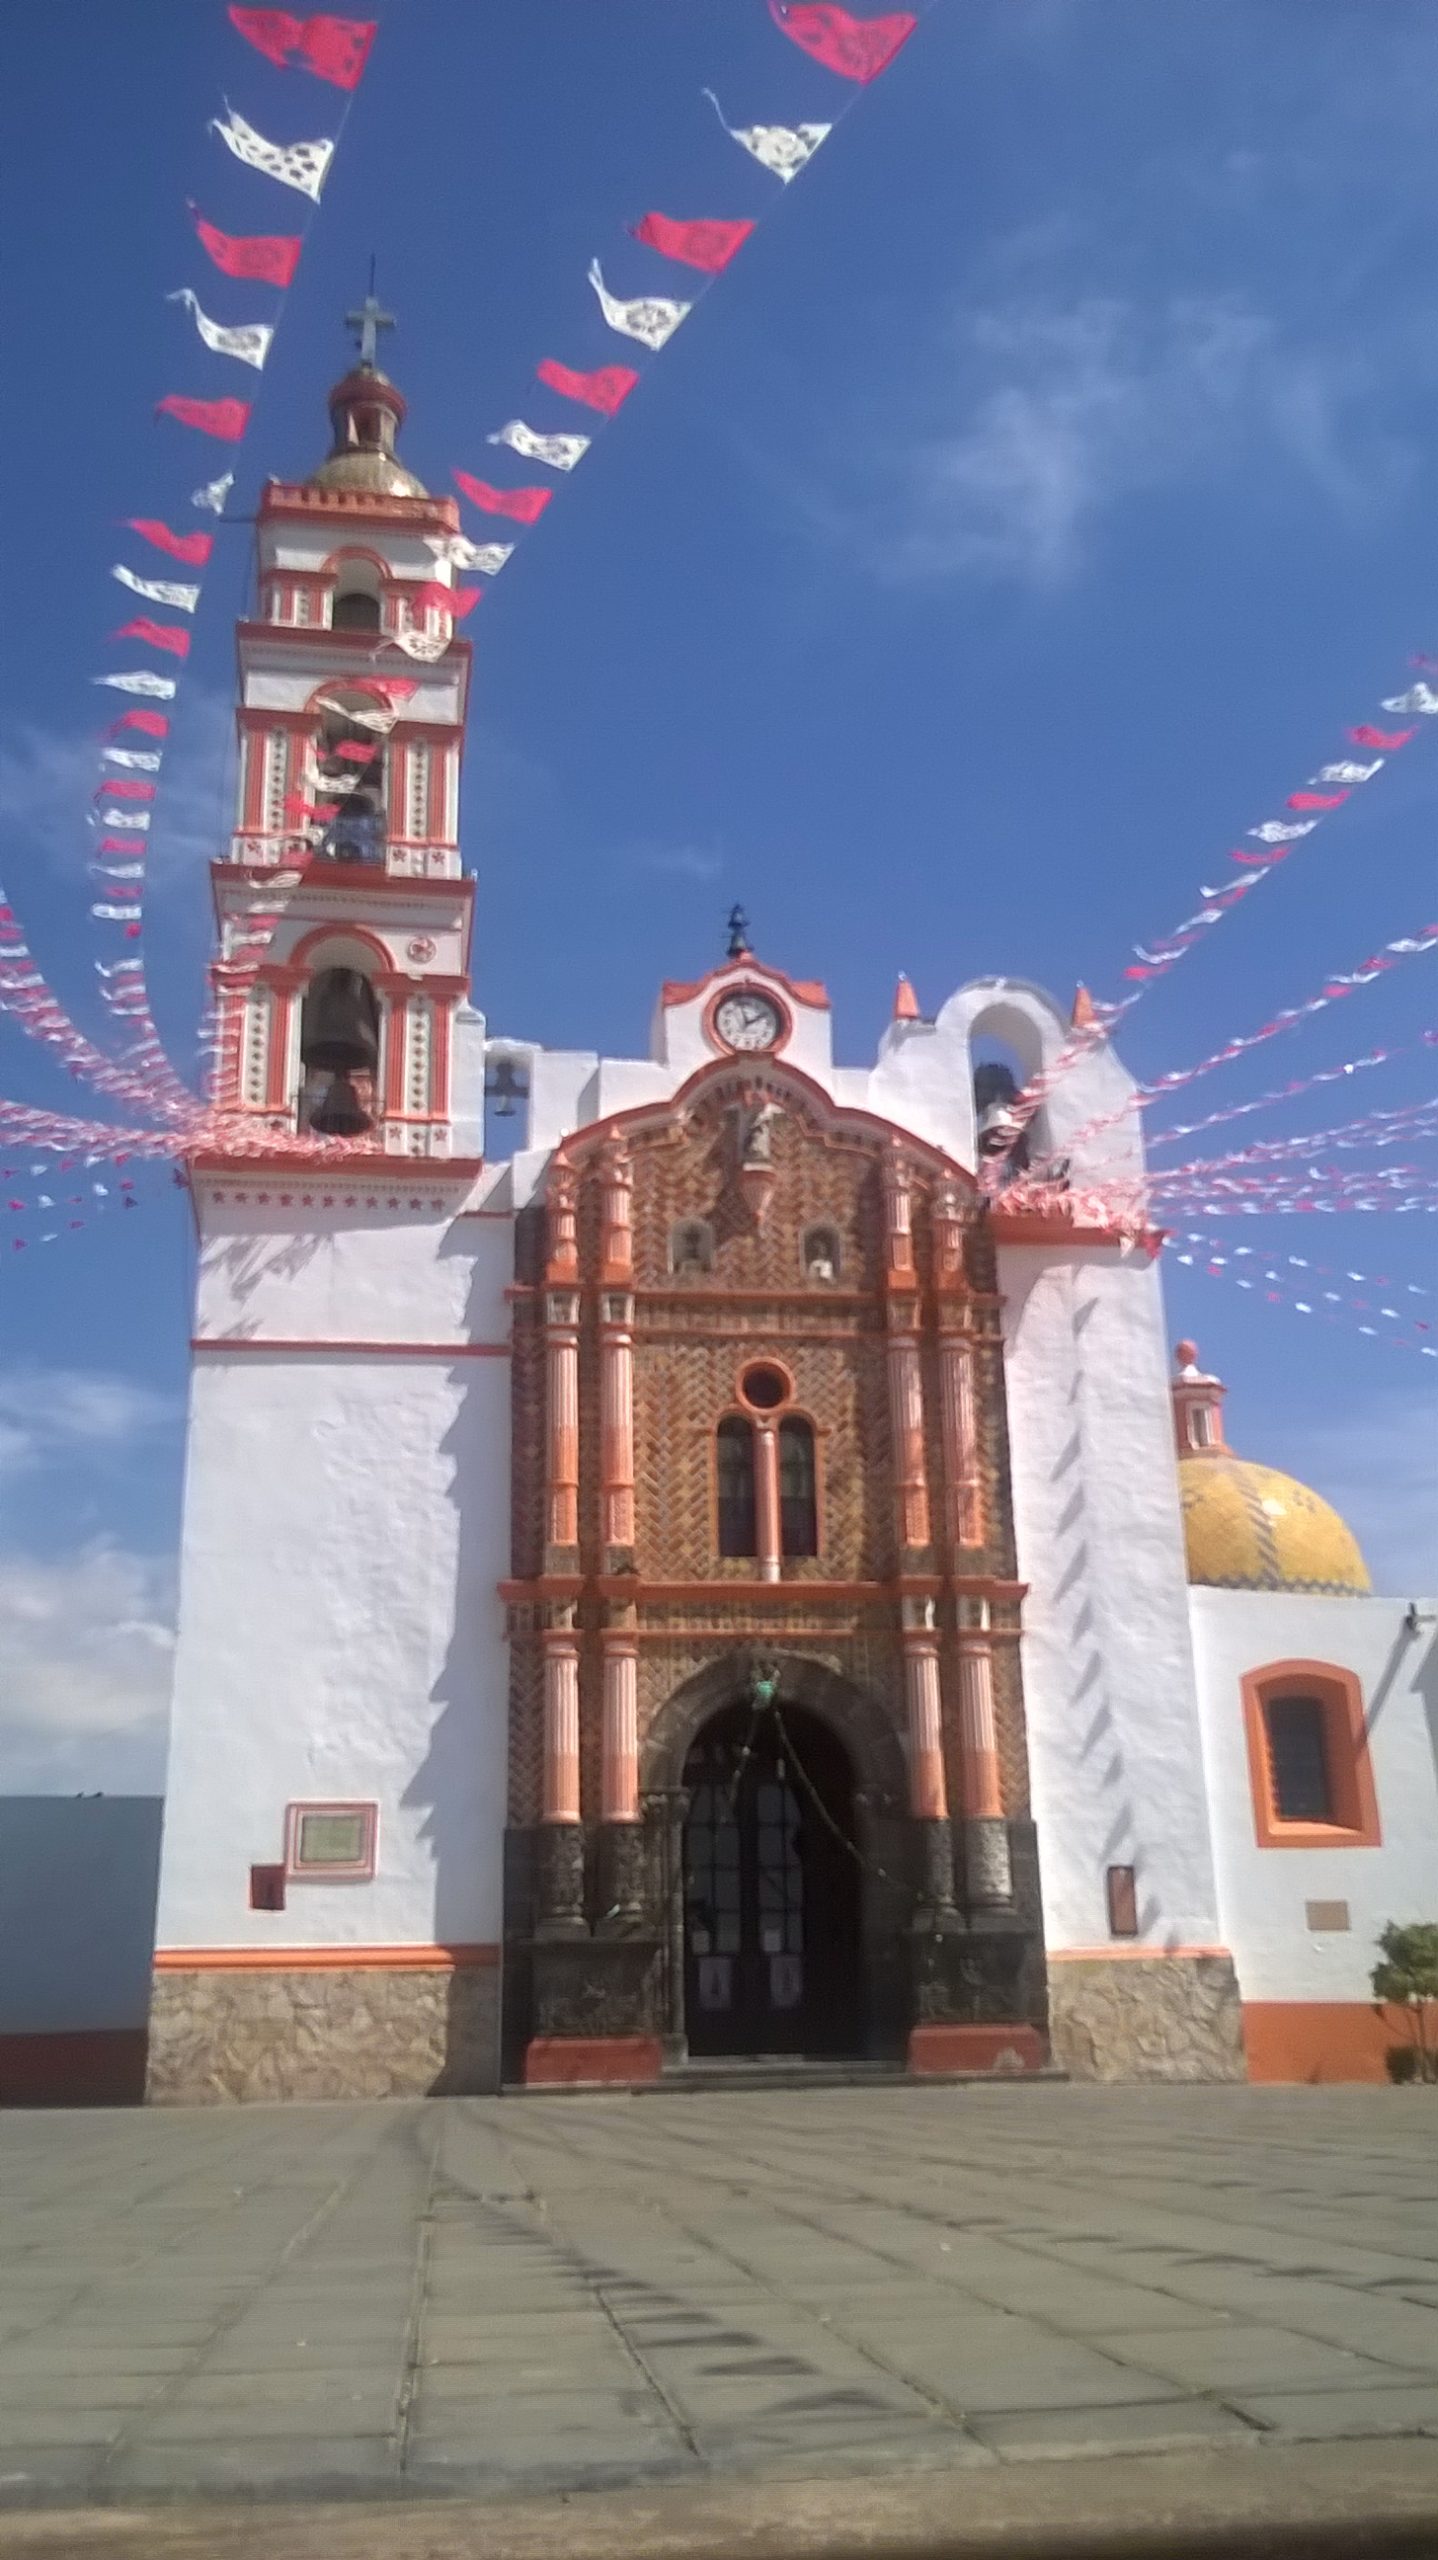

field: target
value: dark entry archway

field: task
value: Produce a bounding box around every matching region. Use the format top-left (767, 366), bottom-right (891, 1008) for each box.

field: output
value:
top-left (681, 1700), bottom-right (861, 2059)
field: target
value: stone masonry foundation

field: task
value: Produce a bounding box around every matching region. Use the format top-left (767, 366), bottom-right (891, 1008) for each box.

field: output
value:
top-left (146, 1958), bottom-right (501, 2104)
top-left (1047, 1952), bottom-right (1246, 2083)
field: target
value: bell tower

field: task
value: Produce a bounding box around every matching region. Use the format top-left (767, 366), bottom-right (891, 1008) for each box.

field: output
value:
top-left (149, 307), bottom-right (509, 2106)
top-left (210, 295), bottom-right (475, 1157)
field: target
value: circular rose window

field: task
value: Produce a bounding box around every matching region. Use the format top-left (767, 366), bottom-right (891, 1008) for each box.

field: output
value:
top-left (740, 1362), bottom-right (789, 1411)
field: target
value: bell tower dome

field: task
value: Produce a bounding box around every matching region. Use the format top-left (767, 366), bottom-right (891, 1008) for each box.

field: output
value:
top-left (209, 294), bottom-right (477, 1158)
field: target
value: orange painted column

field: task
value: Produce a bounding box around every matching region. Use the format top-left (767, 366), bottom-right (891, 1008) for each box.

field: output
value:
top-left (600, 1635), bottom-right (640, 1823)
top-left (599, 1316), bottom-right (634, 1550)
top-left (546, 1322), bottom-right (580, 1550)
top-left (544, 1155), bottom-right (581, 1555)
top-left (541, 1630), bottom-right (581, 1824)
top-left (940, 1339), bottom-right (984, 1549)
top-left (755, 1420), bottom-right (782, 1584)
top-left (902, 1634), bottom-right (948, 1819)
top-left (887, 1331), bottom-right (931, 1551)
top-left (956, 1628), bottom-right (1013, 1906)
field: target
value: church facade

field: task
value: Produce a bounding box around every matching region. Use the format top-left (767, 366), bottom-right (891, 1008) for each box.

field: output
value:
top-left (143, 344), bottom-right (1438, 2106)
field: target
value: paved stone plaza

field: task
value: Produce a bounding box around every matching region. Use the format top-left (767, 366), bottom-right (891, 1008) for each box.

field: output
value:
top-left (1, 2084), bottom-right (1436, 2511)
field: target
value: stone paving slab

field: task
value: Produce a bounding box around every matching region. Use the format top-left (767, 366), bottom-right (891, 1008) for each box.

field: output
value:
top-left (1, 2086), bottom-right (1437, 2515)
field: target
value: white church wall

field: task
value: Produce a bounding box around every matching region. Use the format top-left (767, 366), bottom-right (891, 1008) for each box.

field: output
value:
top-left (1189, 1585), bottom-right (1438, 2008)
top-left (1000, 1241), bottom-right (1224, 1952)
top-left (193, 1195), bottom-right (509, 1349)
top-left (154, 1346), bottom-right (509, 1956)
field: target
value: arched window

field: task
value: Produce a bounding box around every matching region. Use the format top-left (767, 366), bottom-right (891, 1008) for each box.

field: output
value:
top-left (717, 1416), bottom-right (757, 1558)
top-left (672, 1219), bottom-right (714, 1275)
top-left (778, 1417), bottom-right (818, 1557)
top-left (1241, 1661), bottom-right (1381, 1850)
top-left (802, 1224), bottom-right (840, 1281)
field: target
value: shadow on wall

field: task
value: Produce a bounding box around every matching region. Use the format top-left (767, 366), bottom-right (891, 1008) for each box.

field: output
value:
top-left (401, 1217), bottom-right (510, 2094)
top-left (0, 1798), bottom-right (162, 2106)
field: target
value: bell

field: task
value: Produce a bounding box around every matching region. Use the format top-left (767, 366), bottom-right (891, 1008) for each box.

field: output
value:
top-left (307, 1070), bottom-right (371, 1138)
top-left (301, 968), bottom-right (380, 1076)
top-left (977, 1098), bottom-right (1023, 1158)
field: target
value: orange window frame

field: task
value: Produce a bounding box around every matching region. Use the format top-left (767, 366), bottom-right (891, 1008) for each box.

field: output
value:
top-left (1240, 1660), bottom-right (1380, 1850)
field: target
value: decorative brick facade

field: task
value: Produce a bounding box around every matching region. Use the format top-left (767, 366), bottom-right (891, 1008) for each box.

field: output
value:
top-left (502, 1054), bottom-right (1050, 2080)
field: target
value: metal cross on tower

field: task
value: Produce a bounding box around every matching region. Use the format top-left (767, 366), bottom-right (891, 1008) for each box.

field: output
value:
top-left (345, 262), bottom-right (394, 368)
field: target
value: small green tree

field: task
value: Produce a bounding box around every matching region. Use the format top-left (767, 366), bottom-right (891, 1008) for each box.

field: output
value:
top-left (1372, 1922), bottom-right (1438, 2084)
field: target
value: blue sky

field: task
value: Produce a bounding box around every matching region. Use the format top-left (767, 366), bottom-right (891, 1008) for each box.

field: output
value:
top-left (1, 0), bottom-right (1435, 1789)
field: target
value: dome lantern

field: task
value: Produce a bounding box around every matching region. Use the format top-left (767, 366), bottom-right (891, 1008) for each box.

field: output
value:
top-left (306, 278), bottom-right (429, 498)
top-left (1172, 1341), bottom-right (1370, 1595)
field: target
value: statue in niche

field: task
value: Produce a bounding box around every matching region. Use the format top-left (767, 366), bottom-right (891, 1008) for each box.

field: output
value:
top-left (738, 1096), bottom-right (780, 1167)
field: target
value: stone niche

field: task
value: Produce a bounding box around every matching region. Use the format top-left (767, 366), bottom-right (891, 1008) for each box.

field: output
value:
top-left (1047, 1952), bottom-right (1246, 2084)
top-left (146, 1961), bottom-right (501, 2105)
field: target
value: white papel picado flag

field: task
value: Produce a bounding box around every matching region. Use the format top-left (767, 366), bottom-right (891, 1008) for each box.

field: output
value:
top-left (1382, 683), bottom-right (1438, 714)
top-left (167, 289), bottom-right (273, 371)
top-left (587, 259), bottom-right (690, 350)
top-left (191, 473), bottom-right (234, 514)
top-left (486, 419), bottom-right (590, 472)
top-left (112, 565), bottom-right (201, 613)
top-left (702, 91), bottom-right (831, 182)
top-left (386, 629), bottom-right (449, 662)
top-left (101, 748), bottom-right (163, 772)
top-left (94, 671), bottom-right (178, 700)
top-left (210, 103), bottom-right (333, 201)
top-left (425, 534), bottom-right (514, 574)
top-left (94, 809), bottom-right (151, 832)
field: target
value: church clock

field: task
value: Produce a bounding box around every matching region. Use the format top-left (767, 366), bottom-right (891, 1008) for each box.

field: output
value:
top-left (712, 988), bottom-right (784, 1053)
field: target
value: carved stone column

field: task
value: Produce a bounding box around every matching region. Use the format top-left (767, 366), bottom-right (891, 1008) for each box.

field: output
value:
top-left (598, 1630), bottom-right (645, 1931)
top-left (902, 1617), bottom-right (956, 1915)
top-left (887, 1327), bottom-right (931, 1553)
top-left (754, 1418), bottom-right (782, 1584)
top-left (543, 1152), bottom-right (581, 1563)
top-left (599, 1301), bottom-right (635, 1554)
top-left (940, 1336), bottom-right (984, 1551)
top-left (956, 1616), bottom-right (1013, 1908)
top-left (537, 1624), bottom-right (586, 1935)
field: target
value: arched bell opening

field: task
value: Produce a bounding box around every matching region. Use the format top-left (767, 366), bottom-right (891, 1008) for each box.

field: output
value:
top-left (329, 556), bottom-right (384, 633)
top-left (680, 1697), bottom-right (863, 2060)
top-left (310, 688), bottom-right (389, 867)
top-left (297, 948), bottom-right (383, 1137)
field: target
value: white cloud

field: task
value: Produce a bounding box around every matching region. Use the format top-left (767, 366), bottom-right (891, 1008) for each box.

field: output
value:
top-left (0, 1366), bottom-right (175, 1488)
top-left (0, 1540), bottom-right (174, 1792)
top-left (791, 282), bottom-right (1416, 590)
top-left (1279, 1388), bottom-right (1438, 1598)
top-left (631, 844), bottom-right (723, 883)
top-left (0, 683), bottom-right (233, 892)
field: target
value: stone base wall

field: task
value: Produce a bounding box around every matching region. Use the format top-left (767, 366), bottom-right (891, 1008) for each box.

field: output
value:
top-left (1048, 1953), bottom-right (1246, 2084)
top-left (146, 1960), bottom-right (500, 2105)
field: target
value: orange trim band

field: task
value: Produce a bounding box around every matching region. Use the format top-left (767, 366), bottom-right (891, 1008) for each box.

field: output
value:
top-left (154, 1942), bottom-right (499, 1972)
top-left (1048, 1944), bottom-right (1232, 1964)
top-left (192, 1338), bottom-right (509, 1358)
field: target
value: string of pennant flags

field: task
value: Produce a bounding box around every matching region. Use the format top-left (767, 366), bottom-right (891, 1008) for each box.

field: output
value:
top-left (1143, 1029), bottom-right (1438, 1154)
top-left (1172, 1234), bottom-right (1437, 1356)
top-left (84, 9), bottom-right (379, 1120)
top-left (1004, 670), bottom-right (1438, 1175)
top-left (1055, 916), bottom-right (1438, 1163)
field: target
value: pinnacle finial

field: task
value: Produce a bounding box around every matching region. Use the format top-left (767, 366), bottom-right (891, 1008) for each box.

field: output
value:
top-left (726, 904), bottom-right (751, 959)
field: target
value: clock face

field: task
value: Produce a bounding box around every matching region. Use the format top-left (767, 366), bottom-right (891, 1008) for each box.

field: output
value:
top-left (713, 990), bottom-right (783, 1053)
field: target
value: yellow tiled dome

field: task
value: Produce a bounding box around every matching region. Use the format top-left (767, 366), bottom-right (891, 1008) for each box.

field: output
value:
top-left (1178, 1453), bottom-right (1370, 1595)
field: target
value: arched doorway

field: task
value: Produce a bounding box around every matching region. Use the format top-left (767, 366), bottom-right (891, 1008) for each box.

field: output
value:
top-left (681, 1699), bottom-right (861, 2059)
